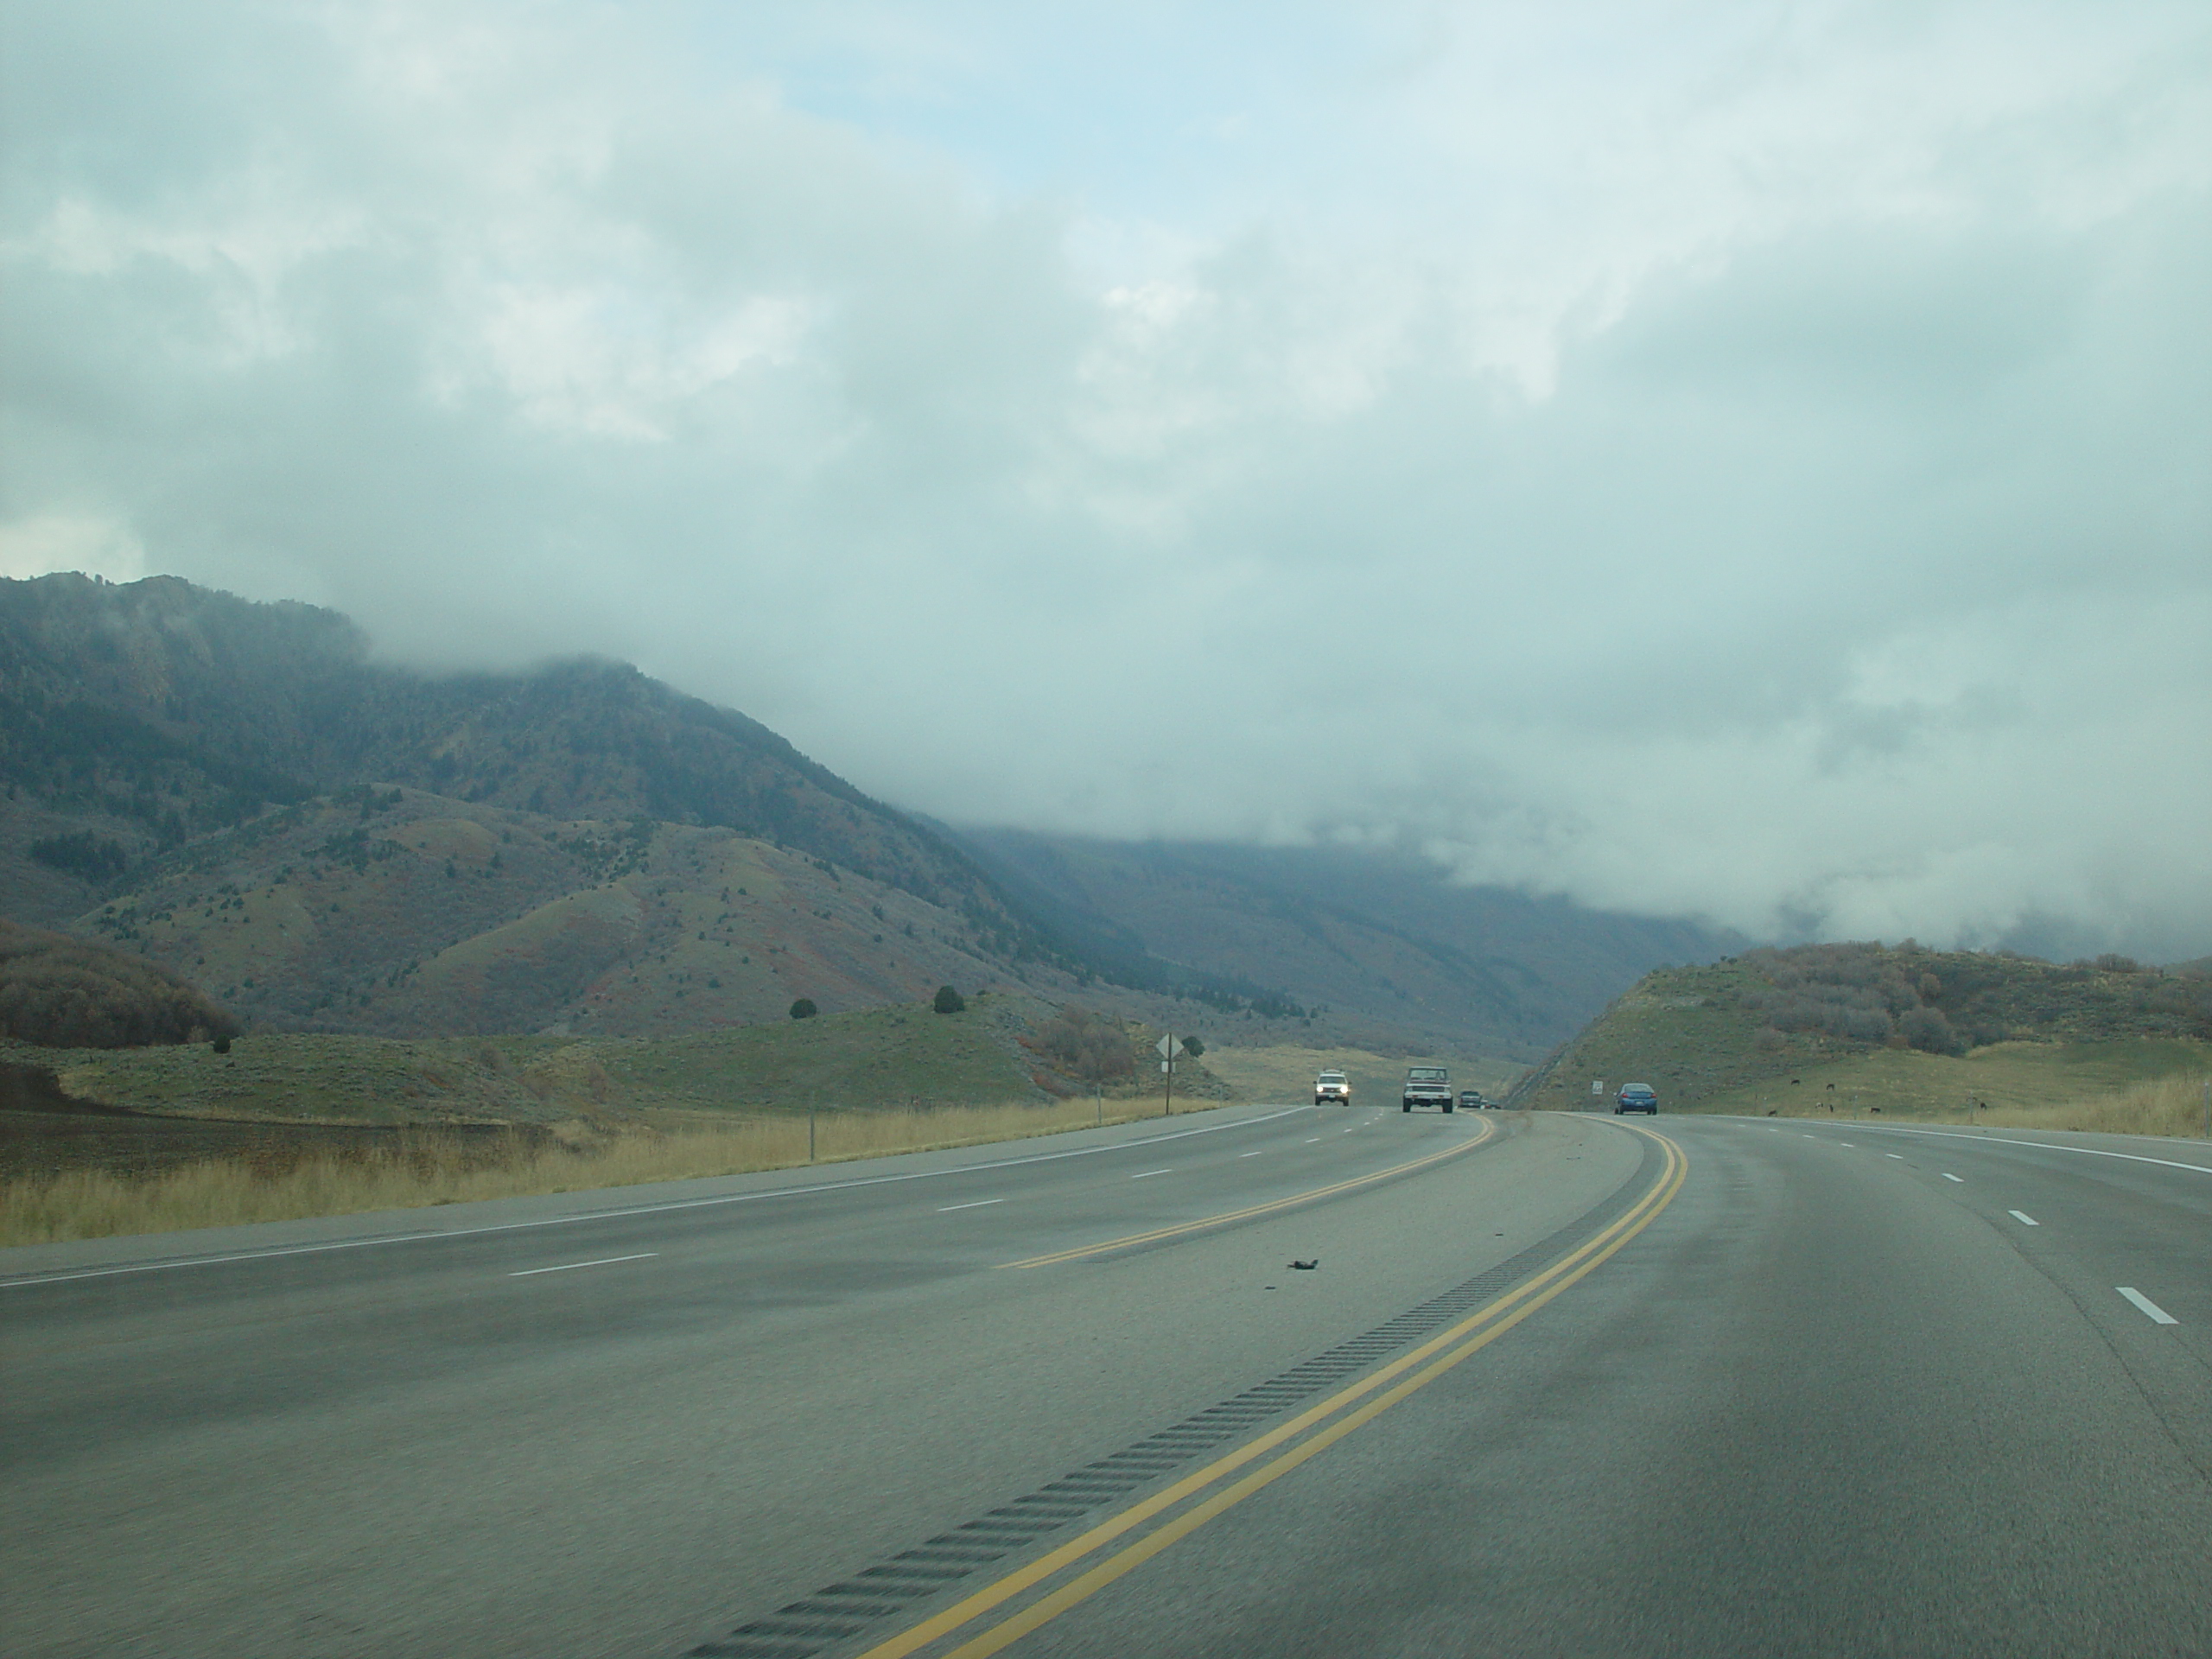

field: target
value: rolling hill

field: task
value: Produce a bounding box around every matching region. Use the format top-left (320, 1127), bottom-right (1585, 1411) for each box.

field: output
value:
top-left (70, 786), bottom-right (1048, 1038)
top-left (1513, 941), bottom-right (2212, 1115)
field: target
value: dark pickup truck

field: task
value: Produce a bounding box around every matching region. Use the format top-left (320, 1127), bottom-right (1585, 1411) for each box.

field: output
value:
top-left (1402, 1066), bottom-right (1455, 1113)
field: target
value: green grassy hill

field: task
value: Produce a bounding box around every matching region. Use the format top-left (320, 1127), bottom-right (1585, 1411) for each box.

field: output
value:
top-left (1516, 943), bottom-right (2212, 1117)
top-left (3, 989), bottom-right (1230, 1133)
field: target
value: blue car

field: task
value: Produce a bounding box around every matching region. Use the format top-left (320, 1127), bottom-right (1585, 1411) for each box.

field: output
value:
top-left (1615, 1084), bottom-right (1659, 1116)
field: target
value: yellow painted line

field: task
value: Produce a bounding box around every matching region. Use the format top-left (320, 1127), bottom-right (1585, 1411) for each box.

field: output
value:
top-left (855, 1125), bottom-right (1684, 1659)
top-left (1000, 1118), bottom-right (1496, 1269)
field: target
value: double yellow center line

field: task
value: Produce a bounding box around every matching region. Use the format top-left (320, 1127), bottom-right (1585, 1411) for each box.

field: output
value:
top-left (1001, 1116), bottom-right (1497, 1269)
top-left (861, 1123), bottom-right (1688, 1659)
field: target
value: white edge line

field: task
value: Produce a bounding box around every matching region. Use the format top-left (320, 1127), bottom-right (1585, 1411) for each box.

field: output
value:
top-left (2116, 1286), bottom-right (2179, 1325)
top-left (2, 1105), bottom-right (1319, 1288)
top-left (510, 1252), bottom-right (658, 1278)
top-left (2008, 1210), bottom-right (2039, 1225)
top-left (936, 1198), bottom-right (1004, 1212)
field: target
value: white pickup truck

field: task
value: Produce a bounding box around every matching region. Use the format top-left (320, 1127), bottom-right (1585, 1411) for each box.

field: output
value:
top-left (1314, 1070), bottom-right (1351, 1105)
top-left (1402, 1066), bottom-right (1455, 1112)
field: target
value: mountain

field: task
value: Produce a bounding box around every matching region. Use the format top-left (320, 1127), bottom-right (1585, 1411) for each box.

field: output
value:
top-left (948, 830), bottom-right (1742, 1058)
top-left (70, 788), bottom-right (1058, 1039)
top-left (3, 573), bottom-right (1738, 1050)
top-left (0, 575), bottom-right (1125, 1034)
top-left (0, 574), bottom-right (1027, 931)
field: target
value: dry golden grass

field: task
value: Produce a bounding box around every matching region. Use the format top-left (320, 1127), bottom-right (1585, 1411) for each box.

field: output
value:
top-left (1975, 1071), bottom-right (2212, 1139)
top-left (0, 1096), bottom-right (1173, 1248)
top-left (1702, 1046), bottom-right (2210, 1141)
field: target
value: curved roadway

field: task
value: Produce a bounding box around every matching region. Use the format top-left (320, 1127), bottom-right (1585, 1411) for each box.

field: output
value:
top-left (3, 1106), bottom-right (2206, 1657)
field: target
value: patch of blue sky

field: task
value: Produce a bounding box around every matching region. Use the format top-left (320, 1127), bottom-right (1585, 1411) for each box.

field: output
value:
top-left (675, 2), bottom-right (1397, 219)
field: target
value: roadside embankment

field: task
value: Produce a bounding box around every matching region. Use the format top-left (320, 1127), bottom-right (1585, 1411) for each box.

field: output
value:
top-left (0, 1094), bottom-right (1192, 1247)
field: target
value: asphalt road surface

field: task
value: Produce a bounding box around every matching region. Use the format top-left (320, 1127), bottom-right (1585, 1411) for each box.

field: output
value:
top-left (4, 1105), bottom-right (2207, 1658)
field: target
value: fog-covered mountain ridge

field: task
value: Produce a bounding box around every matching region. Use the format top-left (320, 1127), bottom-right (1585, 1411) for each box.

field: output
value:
top-left (7, 573), bottom-right (1738, 1049)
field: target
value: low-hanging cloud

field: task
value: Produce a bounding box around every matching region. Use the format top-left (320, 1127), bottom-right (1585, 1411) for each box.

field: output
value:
top-left (3, 1), bottom-right (2207, 960)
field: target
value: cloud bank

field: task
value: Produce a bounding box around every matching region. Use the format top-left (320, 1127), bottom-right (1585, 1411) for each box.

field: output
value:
top-left (3, 2), bottom-right (2208, 958)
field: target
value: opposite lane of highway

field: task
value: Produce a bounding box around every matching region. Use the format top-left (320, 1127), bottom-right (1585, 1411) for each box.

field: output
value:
top-left (3, 1100), bottom-right (1592, 1659)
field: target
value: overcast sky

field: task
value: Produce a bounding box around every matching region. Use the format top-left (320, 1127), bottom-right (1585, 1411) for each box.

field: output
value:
top-left (3, 2), bottom-right (2207, 959)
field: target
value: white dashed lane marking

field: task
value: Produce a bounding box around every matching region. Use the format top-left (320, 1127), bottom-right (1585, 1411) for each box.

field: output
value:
top-left (2009, 1211), bottom-right (2039, 1226)
top-left (1942, 1173), bottom-right (1964, 1184)
top-left (510, 1253), bottom-right (658, 1278)
top-left (937, 1199), bottom-right (1004, 1212)
top-left (2117, 1287), bottom-right (2179, 1325)
top-left (1131, 1169), bottom-right (1172, 1179)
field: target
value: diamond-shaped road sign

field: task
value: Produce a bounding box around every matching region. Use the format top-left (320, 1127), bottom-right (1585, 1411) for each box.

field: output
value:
top-left (1157, 1034), bottom-right (1185, 1059)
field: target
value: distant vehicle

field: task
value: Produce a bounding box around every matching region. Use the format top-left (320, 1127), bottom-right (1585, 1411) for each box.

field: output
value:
top-left (1615, 1083), bottom-right (1659, 1116)
top-left (1403, 1066), bottom-right (1454, 1113)
top-left (1315, 1070), bottom-right (1351, 1105)
top-left (1459, 1090), bottom-right (1486, 1111)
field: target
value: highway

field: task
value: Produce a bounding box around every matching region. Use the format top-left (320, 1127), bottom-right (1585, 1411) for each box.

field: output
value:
top-left (3, 1105), bottom-right (2208, 1658)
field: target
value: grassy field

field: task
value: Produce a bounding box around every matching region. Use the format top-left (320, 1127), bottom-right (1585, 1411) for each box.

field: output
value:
top-left (1687, 1039), bottom-right (2212, 1137)
top-left (0, 995), bottom-right (1261, 1245)
top-left (3, 996), bottom-right (1052, 1126)
top-left (0, 1095), bottom-right (1179, 1247)
top-left (1202, 1044), bottom-right (1525, 1107)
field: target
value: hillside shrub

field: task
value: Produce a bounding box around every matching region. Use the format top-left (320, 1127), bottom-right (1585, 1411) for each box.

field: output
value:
top-left (1897, 1005), bottom-right (1967, 1056)
top-left (1740, 982), bottom-right (1894, 1043)
top-left (933, 985), bottom-right (965, 1014)
top-left (0, 919), bottom-right (240, 1048)
top-left (28, 830), bottom-right (129, 882)
top-left (1028, 1006), bottom-right (1134, 1083)
top-left (788, 998), bottom-right (817, 1020)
